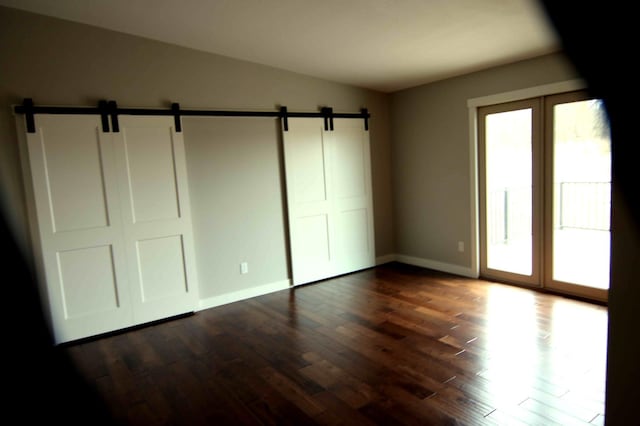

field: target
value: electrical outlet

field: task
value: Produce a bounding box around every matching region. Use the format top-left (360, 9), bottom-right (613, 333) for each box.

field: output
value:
top-left (457, 241), bottom-right (465, 252)
top-left (240, 262), bottom-right (249, 274)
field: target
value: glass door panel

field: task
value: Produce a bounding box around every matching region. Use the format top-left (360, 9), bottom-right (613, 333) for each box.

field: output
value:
top-left (546, 93), bottom-right (611, 300)
top-left (479, 98), bottom-right (541, 286)
top-left (485, 109), bottom-right (533, 275)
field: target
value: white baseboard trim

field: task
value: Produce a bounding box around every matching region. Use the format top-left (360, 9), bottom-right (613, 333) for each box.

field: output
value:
top-left (197, 279), bottom-right (292, 312)
top-left (375, 254), bottom-right (397, 265)
top-left (195, 255), bottom-right (477, 312)
top-left (395, 254), bottom-right (477, 278)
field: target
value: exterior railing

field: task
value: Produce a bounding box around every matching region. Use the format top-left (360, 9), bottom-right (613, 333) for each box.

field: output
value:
top-left (557, 182), bottom-right (611, 231)
top-left (488, 186), bottom-right (531, 244)
top-left (488, 182), bottom-right (611, 244)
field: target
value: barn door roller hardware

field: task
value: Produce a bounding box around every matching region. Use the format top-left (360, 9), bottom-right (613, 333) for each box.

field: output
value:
top-left (321, 107), bottom-right (334, 131)
top-left (15, 99), bottom-right (371, 133)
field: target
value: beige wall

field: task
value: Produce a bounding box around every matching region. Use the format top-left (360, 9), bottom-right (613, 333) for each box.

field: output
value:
top-left (390, 52), bottom-right (580, 270)
top-left (182, 117), bottom-right (291, 298)
top-left (0, 6), bottom-right (393, 299)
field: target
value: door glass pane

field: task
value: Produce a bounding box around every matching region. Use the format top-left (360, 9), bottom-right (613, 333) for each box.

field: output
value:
top-left (552, 99), bottom-right (611, 289)
top-left (485, 109), bottom-right (533, 276)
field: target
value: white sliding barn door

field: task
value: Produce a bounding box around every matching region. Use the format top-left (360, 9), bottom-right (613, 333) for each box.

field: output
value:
top-left (20, 114), bottom-right (198, 344)
top-left (283, 118), bottom-right (374, 285)
top-left (283, 119), bottom-right (335, 285)
top-left (114, 116), bottom-right (199, 324)
top-left (22, 115), bottom-right (133, 343)
top-left (331, 118), bottom-right (376, 276)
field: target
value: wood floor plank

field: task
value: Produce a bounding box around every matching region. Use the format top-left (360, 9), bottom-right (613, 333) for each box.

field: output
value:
top-left (519, 397), bottom-right (594, 426)
top-left (312, 391), bottom-right (378, 426)
top-left (58, 262), bottom-right (607, 425)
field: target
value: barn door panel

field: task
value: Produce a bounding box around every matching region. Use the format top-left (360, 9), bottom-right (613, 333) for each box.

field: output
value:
top-left (282, 118), bottom-right (335, 285)
top-left (283, 118), bottom-right (374, 286)
top-left (113, 116), bottom-right (199, 324)
top-left (21, 114), bottom-right (199, 344)
top-left (331, 119), bottom-right (375, 276)
top-left (22, 114), bottom-right (133, 343)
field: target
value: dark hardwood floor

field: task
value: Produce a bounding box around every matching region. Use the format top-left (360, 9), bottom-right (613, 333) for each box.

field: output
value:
top-left (60, 262), bottom-right (608, 425)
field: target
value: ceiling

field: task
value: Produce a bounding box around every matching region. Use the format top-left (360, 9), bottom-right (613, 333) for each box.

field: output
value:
top-left (0, 0), bottom-right (561, 93)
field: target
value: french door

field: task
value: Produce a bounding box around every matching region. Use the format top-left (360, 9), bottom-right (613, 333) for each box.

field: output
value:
top-left (479, 90), bottom-right (611, 302)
